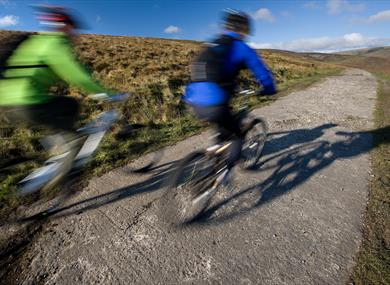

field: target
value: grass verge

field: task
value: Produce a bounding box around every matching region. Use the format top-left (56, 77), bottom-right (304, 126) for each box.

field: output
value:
top-left (351, 73), bottom-right (390, 285)
top-left (326, 55), bottom-right (390, 284)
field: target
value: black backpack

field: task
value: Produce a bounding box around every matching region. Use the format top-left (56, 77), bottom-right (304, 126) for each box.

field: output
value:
top-left (190, 35), bottom-right (236, 85)
top-left (0, 32), bottom-right (30, 78)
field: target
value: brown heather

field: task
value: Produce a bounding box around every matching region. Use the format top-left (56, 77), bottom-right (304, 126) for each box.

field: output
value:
top-left (0, 30), bottom-right (339, 208)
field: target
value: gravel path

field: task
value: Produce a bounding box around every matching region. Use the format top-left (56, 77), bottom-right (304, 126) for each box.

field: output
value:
top-left (7, 69), bottom-right (377, 284)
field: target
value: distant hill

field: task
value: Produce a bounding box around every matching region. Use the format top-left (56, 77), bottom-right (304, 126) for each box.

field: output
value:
top-left (298, 47), bottom-right (390, 75)
top-left (299, 52), bottom-right (352, 62)
top-left (258, 49), bottom-right (356, 64)
top-left (337, 46), bottom-right (390, 59)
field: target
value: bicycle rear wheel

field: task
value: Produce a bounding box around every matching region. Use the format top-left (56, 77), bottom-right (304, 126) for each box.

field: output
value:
top-left (241, 116), bottom-right (268, 169)
top-left (160, 151), bottom-right (218, 225)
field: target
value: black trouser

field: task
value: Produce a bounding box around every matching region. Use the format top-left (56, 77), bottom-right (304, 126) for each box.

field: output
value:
top-left (5, 96), bottom-right (80, 133)
top-left (192, 104), bottom-right (244, 169)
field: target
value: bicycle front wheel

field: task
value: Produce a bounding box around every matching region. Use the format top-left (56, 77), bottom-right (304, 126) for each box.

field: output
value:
top-left (160, 151), bottom-right (217, 225)
top-left (241, 116), bottom-right (268, 169)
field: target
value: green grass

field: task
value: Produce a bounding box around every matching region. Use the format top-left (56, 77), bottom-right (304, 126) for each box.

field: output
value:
top-left (351, 73), bottom-right (390, 285)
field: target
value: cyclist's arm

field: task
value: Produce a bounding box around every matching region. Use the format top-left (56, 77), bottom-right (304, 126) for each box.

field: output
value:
top-left (238, 42), bottom-right (277, 95)
top-left (45, 38), bottom-right (106, 94)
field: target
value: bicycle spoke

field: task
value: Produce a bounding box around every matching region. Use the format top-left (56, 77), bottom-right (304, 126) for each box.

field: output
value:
top-left (161, 151), bottom-right (224, 225)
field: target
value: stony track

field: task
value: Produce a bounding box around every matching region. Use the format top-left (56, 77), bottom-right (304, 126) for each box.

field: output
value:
top-left (4, 69), bottom-right (377, 284)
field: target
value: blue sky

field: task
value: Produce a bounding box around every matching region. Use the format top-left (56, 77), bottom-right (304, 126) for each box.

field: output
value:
top-left (1, 0), bottom-right (389, 52)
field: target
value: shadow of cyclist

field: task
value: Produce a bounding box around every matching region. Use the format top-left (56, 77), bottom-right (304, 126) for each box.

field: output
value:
top-left (197, 124), bottom-right (389, 225)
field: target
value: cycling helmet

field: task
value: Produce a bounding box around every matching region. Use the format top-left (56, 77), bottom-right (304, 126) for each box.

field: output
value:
top-left (223, 9), bottom-right (252, 35)
top-left (33, 5), bottom-right (85, 29)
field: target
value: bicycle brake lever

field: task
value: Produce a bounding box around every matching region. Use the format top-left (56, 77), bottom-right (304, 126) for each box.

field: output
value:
top-left (106, 93), bottom-right (130, 103)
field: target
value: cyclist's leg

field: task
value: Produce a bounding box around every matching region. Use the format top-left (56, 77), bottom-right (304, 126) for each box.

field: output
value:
top-left (28, 97), bottom-right (83, 187)
top-left (26, 96), bottom-right (79, 132)
top-left (4, 96), bottom-right (80, 150)
top-left (191, 104), bottom-right (243, 169)
top-left (191, 104), bottom-right (227, 144)
top-left (13, 96), bottom-right (82, 158)
top-left (213, 106), bottom-right (243, 170)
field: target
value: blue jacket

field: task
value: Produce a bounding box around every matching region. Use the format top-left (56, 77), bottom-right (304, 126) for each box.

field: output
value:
top-left (184, 32), bottom-right (276, 106)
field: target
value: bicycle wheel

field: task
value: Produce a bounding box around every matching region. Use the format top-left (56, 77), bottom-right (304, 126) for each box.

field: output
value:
top-left (161, 151), bottom-right (218, 225)
top-left (11, 184), bottom-right (76, 223)
top-left (12, 139), bottom-right (85, 222)
top-left (241, 116), bottom-right (268, 169)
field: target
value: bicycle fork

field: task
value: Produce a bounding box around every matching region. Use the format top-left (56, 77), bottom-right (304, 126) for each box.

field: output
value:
top-left (191, 167), bottom-right (229, 205)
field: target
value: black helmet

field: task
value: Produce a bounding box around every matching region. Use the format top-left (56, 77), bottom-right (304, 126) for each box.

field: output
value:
top-left (223, 9), bottom-right (252, 35)
top-left (33, 5), bottom-right (86, 29)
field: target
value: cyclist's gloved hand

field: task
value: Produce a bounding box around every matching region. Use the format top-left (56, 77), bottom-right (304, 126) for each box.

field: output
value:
top-left (261, 85), bottom-right (277, 96)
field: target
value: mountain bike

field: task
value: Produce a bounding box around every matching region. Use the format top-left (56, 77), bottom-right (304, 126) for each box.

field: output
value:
top-left (3, 93), bottom-right (134, 221)
top-left (161, 90), bottom-right (268, 225)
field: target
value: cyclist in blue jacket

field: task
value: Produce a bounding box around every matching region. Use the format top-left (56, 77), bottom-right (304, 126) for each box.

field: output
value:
top-left (183, 10), bottom-right (277, 181)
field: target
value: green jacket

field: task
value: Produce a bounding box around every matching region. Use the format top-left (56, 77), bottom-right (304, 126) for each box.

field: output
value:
top-left (0, 32), bottom-right (105, 106)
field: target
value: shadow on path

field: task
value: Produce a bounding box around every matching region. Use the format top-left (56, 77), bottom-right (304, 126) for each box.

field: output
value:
top-left (197, 125), bottom-right (389, 225)
top-left (5, 124), bottom-right (389, 226)
top-left (41, 159), bottom-right (179, 220)
top-left (1, 124), bottom-right (388, 282)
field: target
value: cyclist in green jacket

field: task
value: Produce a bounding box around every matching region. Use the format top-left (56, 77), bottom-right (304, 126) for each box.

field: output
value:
top-left (0, 6), bottom-right (106, 133)
top-left (0, 5), bottom-right (110, 187)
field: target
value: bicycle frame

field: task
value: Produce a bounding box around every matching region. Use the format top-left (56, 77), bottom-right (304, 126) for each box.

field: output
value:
top-left (18, 94), bottom-right (129, 195)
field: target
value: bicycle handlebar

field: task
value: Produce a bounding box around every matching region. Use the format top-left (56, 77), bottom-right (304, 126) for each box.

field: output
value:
top-left (89, 93), bottom-right (131, 103)
top-left (106, 93), bottom-right (130, 103)
top-left (239, 89), bottom-right (256, 95)
top-left (238, 88), bottom-right (277, 97)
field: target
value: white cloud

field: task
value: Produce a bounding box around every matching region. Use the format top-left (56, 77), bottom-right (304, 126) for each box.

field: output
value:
top-left (0, 15), bottom-right (18, 27)
top-left (253, 8), bottom-right (275, 23)
top-left (327, 0), bottom-right (365, 15)
top-left (249, 33), bottom-right (390, 52)
top-left (365, 10), bottom-right (390, 23)
top-left (249, 42), bottom-right (274, 49)
top-left (343, 32), bottom-right (363, 42)
top-left (303, 1), bottom-right (321, 9)
top-left (164, 25), bottom-right (181, 34)
top-left (96, 15), bottom-right (101, 23)
top-left (281, 11), bottom-right (291, 17)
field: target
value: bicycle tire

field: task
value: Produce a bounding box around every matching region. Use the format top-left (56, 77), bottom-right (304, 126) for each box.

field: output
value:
top-left (241, 116), bottom-right (268, 169)
top-left (9, 174), bottom-right (80, 223)
top-left (12, 138), bottom-right (86, 223)
top-left (160, 150), bottom-right (218, 226)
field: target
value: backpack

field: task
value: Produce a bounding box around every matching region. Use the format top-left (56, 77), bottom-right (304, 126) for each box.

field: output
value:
top-left (0, 32), bottom-right (30, 78)
top-left (190, 35), bottom-right (236, 85)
